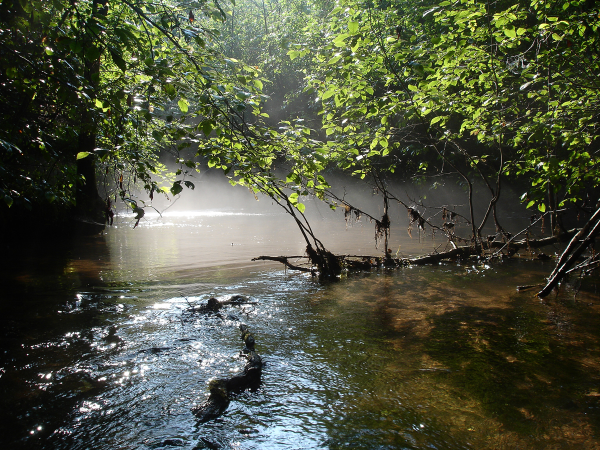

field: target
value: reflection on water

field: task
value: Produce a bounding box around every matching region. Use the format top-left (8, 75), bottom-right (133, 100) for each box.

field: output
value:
top-left (1, 210), bottom-right (600, 449)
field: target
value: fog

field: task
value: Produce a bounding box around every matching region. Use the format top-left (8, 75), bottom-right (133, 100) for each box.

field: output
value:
top-left (115, 164), bottom-right (537, 261)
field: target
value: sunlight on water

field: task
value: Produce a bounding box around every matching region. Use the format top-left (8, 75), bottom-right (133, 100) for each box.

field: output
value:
top-left (1, 211), bottom-right (600, 449)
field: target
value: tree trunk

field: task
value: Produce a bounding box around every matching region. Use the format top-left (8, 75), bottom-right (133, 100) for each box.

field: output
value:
top-left (73, 0), bottom-right (108, 228)
top-left (75, 129), bottom-right (105, 224)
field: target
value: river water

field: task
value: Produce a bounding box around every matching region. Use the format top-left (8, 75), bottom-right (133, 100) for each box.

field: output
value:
top-left (2, 207), bottom-right (600, 449)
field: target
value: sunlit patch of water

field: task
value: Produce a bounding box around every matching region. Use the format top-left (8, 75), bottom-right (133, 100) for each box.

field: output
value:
top-left (2, 212), bottom-right (600, 449)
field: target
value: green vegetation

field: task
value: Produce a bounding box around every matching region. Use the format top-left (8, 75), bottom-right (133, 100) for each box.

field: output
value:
top-left (0, 0), bottom-right (268, 227)
top-left (296, 0), bottom-right (600, 236)
top-left (1, 0), bottom-right (599, 255)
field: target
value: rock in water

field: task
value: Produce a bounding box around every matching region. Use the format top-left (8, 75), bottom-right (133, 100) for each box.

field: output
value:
top-left (192, 379), bottom-right (230, 423)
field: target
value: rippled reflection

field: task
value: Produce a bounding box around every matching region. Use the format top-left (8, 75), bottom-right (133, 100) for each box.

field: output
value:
top-left (1, 211), bottom-right (600, 449)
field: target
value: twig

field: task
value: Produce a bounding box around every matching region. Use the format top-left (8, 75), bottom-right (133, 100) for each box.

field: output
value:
top-left (491, 211), bottom-right (560, 258)
top-left (252, 256), bottom-right (316, 274)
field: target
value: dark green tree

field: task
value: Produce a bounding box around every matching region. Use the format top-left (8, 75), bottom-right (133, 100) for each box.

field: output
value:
top-left (0, 0), bottom-right (267, 230)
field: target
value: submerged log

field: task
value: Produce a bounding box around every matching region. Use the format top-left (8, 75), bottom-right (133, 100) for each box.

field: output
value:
top-left (192, 379), bottom-right (230, 423)
top-left (192, 324), bottom-right (263, 423)
top-left (187, 295), bottom-right (256, 313)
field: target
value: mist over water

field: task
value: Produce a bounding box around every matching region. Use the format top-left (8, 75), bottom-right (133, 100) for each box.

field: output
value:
top-left (124, 168), bottom-right (538, 266)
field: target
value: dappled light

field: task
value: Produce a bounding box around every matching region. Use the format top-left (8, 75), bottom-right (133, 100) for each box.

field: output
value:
top-left (1, 0), bottom-right (599, 447)
top-left (2, 214), bottom-right (600, 448)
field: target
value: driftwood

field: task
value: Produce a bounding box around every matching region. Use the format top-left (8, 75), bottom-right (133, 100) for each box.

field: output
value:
top-left (490, 228), bottom-right (578, 257)
top-left (538, 207), bottom-right (600, 298)
top-left (252, 255), bottom-right (316, 274)
top-left (253, 229), bottom-right (583, 274)
top-left (192, 324), bottom-right (262, 423)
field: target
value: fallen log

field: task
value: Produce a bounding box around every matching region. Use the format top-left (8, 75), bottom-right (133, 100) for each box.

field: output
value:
top-left (253, 229), bottom-right (583, 274)
top-left (490, 228), bottom-right (579, 256)
top-left (408, 246), bottom-right (472, 265)
top-left (252, 255), bottom-right (316, 274)
top-left (192, 324), bottom-right (263, 423)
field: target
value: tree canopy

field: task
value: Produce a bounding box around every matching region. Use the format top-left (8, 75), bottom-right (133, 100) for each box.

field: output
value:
top-left (0, 0), bottom-right (269, 225)
top-left (1, 0), bottom-right (599, 253)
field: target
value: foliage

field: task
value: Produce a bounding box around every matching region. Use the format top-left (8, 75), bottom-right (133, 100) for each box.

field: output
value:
top-left (293, 0), bottom-right (600, 238)
top-left (215, 0), bottom-right (332, 124)
top-left (1, 0), bottom-right (599, 248)
top-left (0, 0), bottom-right (267, 220)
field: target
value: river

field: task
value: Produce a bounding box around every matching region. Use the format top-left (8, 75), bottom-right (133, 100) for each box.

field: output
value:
top-left (1, 207), bottom-right (600, 449)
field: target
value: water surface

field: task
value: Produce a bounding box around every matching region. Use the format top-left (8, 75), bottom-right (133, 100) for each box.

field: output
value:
top-left (1, 209), bottom-right (600, 449)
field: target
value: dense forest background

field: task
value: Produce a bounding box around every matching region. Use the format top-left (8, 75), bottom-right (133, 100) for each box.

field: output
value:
top-left (1, 0), bottom-right (599, 262)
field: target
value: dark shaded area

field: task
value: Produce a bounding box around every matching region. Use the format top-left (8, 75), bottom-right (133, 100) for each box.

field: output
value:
top-left (0, 235), bottom-right (113, 448)
top-left (424, 300), bottom-right (600, 439)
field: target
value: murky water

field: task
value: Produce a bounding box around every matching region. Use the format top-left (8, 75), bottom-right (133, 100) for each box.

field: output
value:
top-left (2, 208), bottom-right (600, 449)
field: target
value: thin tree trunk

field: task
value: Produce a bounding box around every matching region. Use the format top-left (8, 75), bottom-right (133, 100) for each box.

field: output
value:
top-left (538, 206), bottom-right (600, 298)
top-left (261, 0), bottom-right (268, 34)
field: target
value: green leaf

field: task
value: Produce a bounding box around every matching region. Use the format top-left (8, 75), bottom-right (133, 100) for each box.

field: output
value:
top-left (296, 202), bottom-right (306, 214)
top-left (45, 191), bottom-right (56, 203)
top-left (504, 26), bottom-right (516, 39)
top-left (520, 81), bottom-right (532, 91)
top-left (178, 98), bottom-right (189, 113)
top-left (333, 33), bottom-right (349, 47)
top-left (110, 49), bottom-right (127, 71)
top-left (164, 83), bottom-right (177, 98)
top-left (76, 152), bottom-right (91, 160)
top-left (201, 120), bottom-right (213, 136)
top-left (348, 21), bottom-right (359, 34)
top-left (85, 45), bottom-right (101, 61)
top-left (4, 195), bottom-right (13, 208)
top-left (538, 203), bottom-right (546, 213)
top-left (6, 67), bottom-right (18, 79)
top-left (327, 55), bottom-right (342, 65)
top-left (171, 181), bottom-right (183, 196)
top-left (321, 87), bottom-right (335, 100)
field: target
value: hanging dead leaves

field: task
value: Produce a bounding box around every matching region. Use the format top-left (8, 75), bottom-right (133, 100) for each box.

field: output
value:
top-left (442, 207), bottom-right (457, 223)
top-left (407, 207), bottom-right (425, 239)
top-left (375, 212), bottom-right (390, 247)
top-left (344, 204), bottom-right (362, 227)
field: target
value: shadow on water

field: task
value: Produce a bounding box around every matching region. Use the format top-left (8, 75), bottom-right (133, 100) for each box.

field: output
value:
top-left (0, 234), bottom-right (114, 447)
top-left (301, 264), bottom-right (600, 450)
top-left (424, 296), bottom-right (600, 447)
top-left (3, 212), bottom-right (600, 449)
